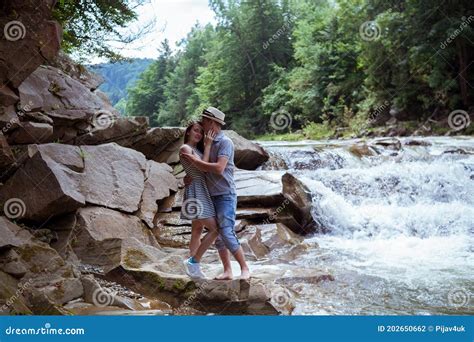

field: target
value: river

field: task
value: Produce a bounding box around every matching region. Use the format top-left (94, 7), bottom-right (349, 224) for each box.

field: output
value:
top-left (258, 136), bottom-right (473, 315)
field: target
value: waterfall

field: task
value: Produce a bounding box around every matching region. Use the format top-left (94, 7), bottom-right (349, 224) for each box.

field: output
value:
top-left (259, 136), bottom-right (473, 314)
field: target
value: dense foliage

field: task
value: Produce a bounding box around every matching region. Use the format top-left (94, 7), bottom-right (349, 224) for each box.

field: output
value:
top-left (96, 0), bottom-right (474, 137)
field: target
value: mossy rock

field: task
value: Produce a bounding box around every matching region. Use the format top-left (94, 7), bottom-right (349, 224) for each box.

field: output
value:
top-left (123, 249), bottom-right (151, 269)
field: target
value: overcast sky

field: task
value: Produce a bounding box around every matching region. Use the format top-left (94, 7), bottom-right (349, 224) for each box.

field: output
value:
top-left (109, 0), bottom-right (216, 60)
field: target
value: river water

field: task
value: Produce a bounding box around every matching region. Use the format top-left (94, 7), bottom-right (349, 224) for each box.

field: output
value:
top-left (259, 136), bottom-right (473, 315)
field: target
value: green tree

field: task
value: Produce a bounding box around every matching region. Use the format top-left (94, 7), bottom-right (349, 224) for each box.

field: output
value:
top-left (361, 0), bottom-right (473, 119)
top-left (126, 40), bottom-right (175, 126)
top-left (157, 24), bottom-right (216, 126)
top-left (53, 0), bottom-right (153, 61)
top-left (196, 0), bottom-right (294, 135)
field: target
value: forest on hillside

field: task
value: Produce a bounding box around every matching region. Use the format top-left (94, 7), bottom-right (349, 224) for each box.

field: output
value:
top-left (55, 0), bottom-right (474, 139)
top-left (89, 58), bottom-right (153, 111)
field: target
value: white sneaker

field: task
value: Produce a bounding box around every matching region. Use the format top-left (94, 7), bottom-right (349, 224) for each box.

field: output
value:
top-left (183, 258), bottom-right (206, 279)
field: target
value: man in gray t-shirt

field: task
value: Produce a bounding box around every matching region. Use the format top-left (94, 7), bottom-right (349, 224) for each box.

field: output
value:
top-left (180, 107), bottom-right (250, 280)
top-left (205, 131), bottom-right (236, 196)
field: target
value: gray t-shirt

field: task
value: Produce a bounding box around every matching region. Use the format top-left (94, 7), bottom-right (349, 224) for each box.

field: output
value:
top-left (205, 131), bottom-right (236, 196)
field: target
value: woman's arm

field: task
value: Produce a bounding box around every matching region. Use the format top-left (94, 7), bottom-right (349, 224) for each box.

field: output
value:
top-left (180, 145), bottom-right (194, 187)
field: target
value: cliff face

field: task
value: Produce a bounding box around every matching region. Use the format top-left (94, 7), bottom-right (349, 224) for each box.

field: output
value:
top-left (0, 1), bottom-right (326, 316)
top-left (0, 0), bottom-right (61, 90)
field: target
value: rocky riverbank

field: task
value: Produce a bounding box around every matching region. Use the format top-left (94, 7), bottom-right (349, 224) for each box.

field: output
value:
top-left (0, 0), bottom-right (333, 316)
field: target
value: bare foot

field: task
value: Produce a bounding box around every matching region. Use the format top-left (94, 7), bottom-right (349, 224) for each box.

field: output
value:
top-left (239, 268), bottom-right (250, 280)
top-left (214, 272), bottom-right (233, 280)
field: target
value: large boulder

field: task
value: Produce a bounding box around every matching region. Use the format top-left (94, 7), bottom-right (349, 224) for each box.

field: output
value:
top-left (137, 161), bottom-right (178, 228)
top-left (79, 143), bottom-right (147, 213)
top-left (235, 170), bottom-right (285, 207)
top-left (0, 143), bottom-right (86, 221)
top-left (0, 217), bottom-right (84, 313)
top-left (0, 143), bottom-right (154, 222)
top-left (75, 116), bottom-right (149, 146)
top-left (280, 173), bottom-right (321, 235)
top-left (7, 121), bottom-right (54, 144)
top-left (17, 65), bottom-right (118, 125)
top-left (224, 130), bottom-right (269, 170)
top-left (12, 65), bottom-right (122, 144)
top-left (189, 278), bottom-right (277, 315)
top-left (172, 170), bottom-right (285, 209)
top-left (104, 238), bottom-right (279, 314)
top-left (67, 206), bottom-right (160, 269)
top-left (129, 127), bottom-right (185, 164)
top-left (0, 0), bottom-right (62, 89)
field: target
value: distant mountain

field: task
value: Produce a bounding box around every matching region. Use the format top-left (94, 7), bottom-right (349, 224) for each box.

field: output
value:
top-left (89, 58), bottom-right (154, 112)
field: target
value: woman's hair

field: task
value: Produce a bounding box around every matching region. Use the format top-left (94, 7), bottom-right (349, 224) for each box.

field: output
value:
top-left (183, 120), bottom-right (204, 152)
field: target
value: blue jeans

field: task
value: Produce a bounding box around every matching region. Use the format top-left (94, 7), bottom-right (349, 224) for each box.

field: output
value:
top-left (211, 194), bottom-right (240, 253)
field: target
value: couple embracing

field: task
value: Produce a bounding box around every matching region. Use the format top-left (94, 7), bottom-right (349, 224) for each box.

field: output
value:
top-left (179, 107), bottom-right (250, 280)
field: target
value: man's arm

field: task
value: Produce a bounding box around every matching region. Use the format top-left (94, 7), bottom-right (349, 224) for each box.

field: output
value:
top-left (181, 154), bottom-right (228, 175)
